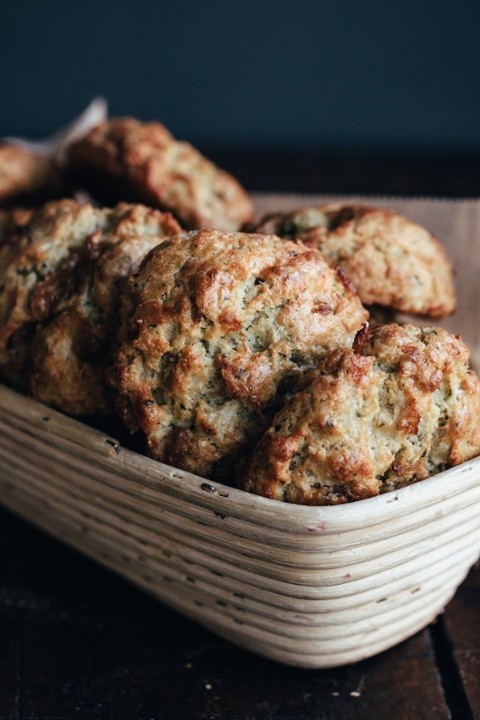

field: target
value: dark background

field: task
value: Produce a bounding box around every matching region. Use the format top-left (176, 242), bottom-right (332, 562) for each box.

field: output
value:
top-left (2, 0), bottom-right (480, 196)
top-left (1, 0), bottom-right (480, 152)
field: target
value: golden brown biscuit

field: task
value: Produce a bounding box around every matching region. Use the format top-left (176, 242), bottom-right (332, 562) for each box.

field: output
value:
top-left (108, 229), bottom-right (368, 479)
top-left (30, 203), bottom-right (182, 415)
top-left (0, 199), bottom-right (181, 409)
top-left (0, 199), bottom-right (85, 389)
top-left (256, 204), bottom-right (456, 317)
top-left (239, 323), bottom-right (480, 505)
top-left (0, 207), bottom-right (36, 389)
top-left (30, 311), bottom-right (109, 415)
top-left (66, 118), bottom-right (254, 231)
top-left (0, 144), bottom-right (63, 205)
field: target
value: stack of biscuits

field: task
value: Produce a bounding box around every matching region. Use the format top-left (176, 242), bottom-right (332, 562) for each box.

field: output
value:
top-left (1, 118), bottom-right (479, 505)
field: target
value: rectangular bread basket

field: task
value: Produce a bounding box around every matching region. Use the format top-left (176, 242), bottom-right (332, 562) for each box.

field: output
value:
top-left (1, 195), bottom-right (480, 669)
top-left (0, 383), bottom-right (479, 668)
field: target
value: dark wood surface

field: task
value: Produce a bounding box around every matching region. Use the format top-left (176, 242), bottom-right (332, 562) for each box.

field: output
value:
top-left (0, 507), bottom-right (479, 720)
top-left (1, 155), bottom-right (479, 719)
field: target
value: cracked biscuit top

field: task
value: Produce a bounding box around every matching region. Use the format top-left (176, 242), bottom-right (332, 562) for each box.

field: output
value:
top-left (239, 323), bottom-right (480, 504)
top-left (66, 118), bottom-right (254, 231)
top-left (0, 199), bottom-right (181, 412)
top-left (108, 229), bottom-right (368, 479)
top-left (255, 204), bottom-right (456, 317)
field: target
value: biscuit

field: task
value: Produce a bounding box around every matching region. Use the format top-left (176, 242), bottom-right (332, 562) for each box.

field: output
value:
top-left (0, 199), bottom-right (181, 410)
top-left (256, 204), bottom-right (456, 317)
top-left (0, 199), bottom-right (84, 389)
top-left (0, 207), bottom-right (33, 245)
top-left (30, 203), bottom-right (182, 415)
top-left (30, 310), bottom-right (110, 415)
top-left (0, 207), bottom-right (35, 389)
top-left (108, 229), bottom-right (368, 479)
top-left (0, 144), bottom-right (63, 205)
top-left (239, 323), bottom-right (480, 504)
top-left (66, 118), bottom-right (254, 231)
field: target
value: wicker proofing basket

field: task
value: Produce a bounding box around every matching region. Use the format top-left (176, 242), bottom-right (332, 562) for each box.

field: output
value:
top-left (0, 383), bottom-right (479, 669)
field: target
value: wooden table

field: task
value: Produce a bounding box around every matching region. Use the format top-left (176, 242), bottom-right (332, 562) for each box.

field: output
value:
top-left (1, 158), bottom-right (479, 719)
top-left (0, 507), bottom-right (478, 719)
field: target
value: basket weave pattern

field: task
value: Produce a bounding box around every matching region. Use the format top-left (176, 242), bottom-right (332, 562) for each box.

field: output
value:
top-left (1, 384), bottom-right (479, 667)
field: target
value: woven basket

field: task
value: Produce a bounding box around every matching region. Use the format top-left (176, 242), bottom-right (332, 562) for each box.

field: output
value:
top-left (0, 383), bottom-right (479, 668)
top-left (1, 195), bottom-right (479, 668)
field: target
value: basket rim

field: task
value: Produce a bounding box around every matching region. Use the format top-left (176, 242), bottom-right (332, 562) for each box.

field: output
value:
top-left (1, 382), bottom-right (479, 534)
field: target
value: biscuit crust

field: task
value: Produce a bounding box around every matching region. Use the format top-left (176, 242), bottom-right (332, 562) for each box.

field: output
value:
top-left (0, 199), bottom-right (91, 388)
top-left (256, 204), bottom-right (456, 317)
top-left (239, 323), bottom-right (480, 504)
top-left (0, 199), bottom-right (181, 411)
top-left (0, 208), bottom-right (35, 388)
top-left (108, 229), bottom-right (368, 479)
top-left (67, 118), bottom-right (254, 231)
top-left (31, 203), bottom-right (182, 415)
top-left (0, 145), bottom-right (63, 204)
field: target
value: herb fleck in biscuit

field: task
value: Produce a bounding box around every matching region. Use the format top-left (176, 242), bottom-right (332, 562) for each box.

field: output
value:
top-left (256, 204), bottom-right (456, 317)
top-left (67, 118), bottom-right (254, 231)
top-left (239, 323), bottom-right (480, 504)
top-left (108, 229), bottom-right (368, 479)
